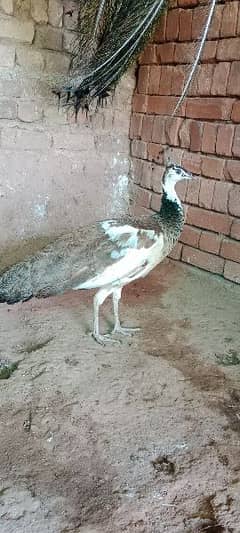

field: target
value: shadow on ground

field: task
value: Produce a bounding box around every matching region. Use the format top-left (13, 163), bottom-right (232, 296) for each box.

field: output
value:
top-left (0, 261), bottom-right (240, 532)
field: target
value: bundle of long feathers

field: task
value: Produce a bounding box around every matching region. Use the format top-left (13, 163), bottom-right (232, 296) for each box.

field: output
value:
top-left (57, 0), bottom-right (216, 117)
top-left (58, 0), bottom-right (165, 114)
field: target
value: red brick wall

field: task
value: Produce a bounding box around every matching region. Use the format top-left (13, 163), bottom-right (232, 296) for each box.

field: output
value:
top-left (130, 0), bottom-right (240, 284)
top-left (0, 0), bottom-right (134, 249)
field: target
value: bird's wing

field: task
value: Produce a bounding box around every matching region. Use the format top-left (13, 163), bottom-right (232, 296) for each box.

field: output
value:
top-left (69, 215), bottom-right (164, 290)
top-left (28, 215), bottom-right (164, 296)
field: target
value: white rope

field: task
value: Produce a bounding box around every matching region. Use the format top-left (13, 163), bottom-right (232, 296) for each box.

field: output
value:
top-left (171, 0), bottom-right (217, 117)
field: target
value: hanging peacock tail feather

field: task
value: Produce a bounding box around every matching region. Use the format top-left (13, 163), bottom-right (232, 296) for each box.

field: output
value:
top-left (57, 0), bottom-right (166, 116)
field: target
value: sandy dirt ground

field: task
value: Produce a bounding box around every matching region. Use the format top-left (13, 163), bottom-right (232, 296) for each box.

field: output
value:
top-left (0, 261), bottom-right (240, 533)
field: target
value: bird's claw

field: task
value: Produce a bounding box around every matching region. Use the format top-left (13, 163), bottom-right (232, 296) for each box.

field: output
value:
top-left (92, 333), bottom-right (121, 346)
top-left (112, 325), bottom-right (141, 336)
top-left (92, 325), bottom-right (140, 345)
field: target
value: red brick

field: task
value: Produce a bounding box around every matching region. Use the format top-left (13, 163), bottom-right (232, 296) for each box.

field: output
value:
top-left (192, 6), bottom-right (207, 40)
top-left (225, 160), bottom-right (240, 183)
top-left (141, 115), bottom-right (154, 142)
top-left (130, 113), bottom-right (143, 140)
top-left (179, 120), bottom-right (190, 149)
top-left (232, 125), bottom-right (240, 157)
top-left (169, 147), bottom-right (184, 165)
top-left (212, 182), bottom-right (232, 214)
top-left (148, 143), bottom-right (164, 163)
top-left (197, 1), bottom-right (209, 7)
top-left (179, 9), bottom-right (193, 41)
top-left (216, 125), bottom-right (234, 157)
top-left (151, 192), bottom-right (161, 211)
top-left (147, 96), bottom-right (185, 116)
top-left (140, 161), bottom-right (153, 189)
top-left (131, 158), bottom-right (143, 184)
top-left (199, 178), bottom-right (215, 209)
top-left (169, 242), bottom-right (182, 260)
top-left (180, 225), bottom-right (201, 247)
top-left (182, 245), bottom-right (224, 274)
top-left (228, 62), bottom-right (240, 97)
top-left (229, 185), bottom-right (240, 217)
top-left (232, 101), bottom-right (240, 123)
top-left (152, 165), bottom-right (164, 193)
top-left (178, 0), bottom-right (198, 6)
top-left (201, 40), bottom-right (217, 62)
top-left (220, 1), bottom-right (238, 38)
top-left (153, 12), bottom-right (167, 43)
top-left (148, 66), bottom-right (161, 95)
top-left (152, 116), bottom-right (166, 144)
top-left (186, 177), bottom-right (200, 205)
top-left (202, 156), bottom-right (225, 180)
top-left (182, 152), bottom-right (201, 175)
top-left (208, 5), bottom-right (223, 39)
top-left (174, 42), bottom-right (196, 63)
top-left (189, 120), bottom-right (203, 152)
top-left (166, 9), bottom-right (179, 41)
top-left (175, 179), bottom-right (188, 201)
top-left (186, 97), bottom-right (233, 121)
top-left (231, 219), bottom-right (240, 241)
top-left (224, 260), bottom-right (240, 284)
top-left (132, 94), bottom-right (148, 113)
top-left (131, 140), bottom-right (148, 159)
top-left (131, 204), bottom-right (151, 218)
top-left (171, 65), bottom-right (187, 96)
top-left (211, 62), bottom-right (231, 96)
top-left (185, 66), bottom-right (198, 97)
top-left (165, 117), bottom-right (183, 146)
top-left (221, 238), bottom-right (240, 263)
top-left (137, 66), bottom-right (150, 94)
top-left (217, 39), bottom-right (240, 61)
top-left (134, 185), bottom-right (152, 208)
top-left (199, 231), bottom-right (222, 255)
top-left (187, 206), bottom-right (232, 234)
top-left (139, 44), bottom-right (157, 65)
top-left (156, 43), bottom-right (175, 64)
top-left (197, 64), bottom-right (214, 95)
top-left (159, 66), bottom-right (174, 95)
top-left (201, 123), bottom-right (217, 154)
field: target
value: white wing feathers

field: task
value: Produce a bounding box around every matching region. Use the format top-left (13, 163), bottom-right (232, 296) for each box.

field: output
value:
top-left (78, 221), bottom-right (164, 290)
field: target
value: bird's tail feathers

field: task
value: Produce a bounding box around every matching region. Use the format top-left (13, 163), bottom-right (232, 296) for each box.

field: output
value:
top-left (0, 262), bottom-right (33, 304)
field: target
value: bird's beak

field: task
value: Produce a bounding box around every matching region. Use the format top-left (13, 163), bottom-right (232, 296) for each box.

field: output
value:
top-left (184, 171), bottom-right (193, 180)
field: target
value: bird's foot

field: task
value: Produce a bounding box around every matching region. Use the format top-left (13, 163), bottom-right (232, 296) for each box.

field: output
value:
top-left (92, 332), bottom-right (121, 346)
top-left (112, 325), bottom-right (141, 336)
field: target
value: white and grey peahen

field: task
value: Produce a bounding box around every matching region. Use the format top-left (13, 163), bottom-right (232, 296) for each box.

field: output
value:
top-left (0, 164), bottom-right (192, 344)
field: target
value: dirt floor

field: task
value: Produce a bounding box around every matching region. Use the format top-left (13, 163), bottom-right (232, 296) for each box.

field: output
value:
top-left (0, 261), bottom-right (240, 533)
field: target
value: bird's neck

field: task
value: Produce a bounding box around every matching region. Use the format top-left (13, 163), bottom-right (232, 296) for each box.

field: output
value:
top-left (159, 182), bottom-right (184, 226)
top-left (162, 181), bottom-right (181, 206)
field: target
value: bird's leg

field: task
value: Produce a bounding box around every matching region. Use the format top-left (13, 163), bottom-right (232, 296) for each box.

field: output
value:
top-left (112, 288), bottom-right (140, 336)
top-left (92, 288), bottom-right (120, 345)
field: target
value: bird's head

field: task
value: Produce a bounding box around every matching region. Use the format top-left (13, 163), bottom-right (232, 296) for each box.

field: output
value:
top-left (163, 163), bottom-right (192, 187)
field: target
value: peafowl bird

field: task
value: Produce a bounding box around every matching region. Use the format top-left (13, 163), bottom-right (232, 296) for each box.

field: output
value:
top-left (0, 164), bottom-right (192, 344)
